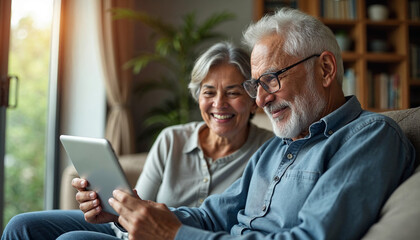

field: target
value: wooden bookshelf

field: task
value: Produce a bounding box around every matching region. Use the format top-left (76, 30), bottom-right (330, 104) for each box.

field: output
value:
top-left (254, 0), bottom-right (420, 111)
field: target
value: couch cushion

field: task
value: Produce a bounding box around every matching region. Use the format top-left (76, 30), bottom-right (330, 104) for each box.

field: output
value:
top-left (381, 107), bottom-right (420, 172)
top-left (362, 107), bottom-right (420, 239)
top-left (362, 171), bottom-right (420, 239)
top-left (119, 153), bottom-right (148, 187)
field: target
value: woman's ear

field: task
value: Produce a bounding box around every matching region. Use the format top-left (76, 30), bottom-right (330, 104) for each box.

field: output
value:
top-left (319, 51), bottom-right (337, 88)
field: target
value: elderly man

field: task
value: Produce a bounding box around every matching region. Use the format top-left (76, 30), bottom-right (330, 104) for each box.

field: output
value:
top-left (24, 8), bottom-right (414, 240)
top-left (100, 8), bottom-right (415, 240)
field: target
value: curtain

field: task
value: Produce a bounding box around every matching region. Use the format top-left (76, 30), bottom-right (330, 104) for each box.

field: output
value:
top-left (99, 0), bottom-right (135, 155)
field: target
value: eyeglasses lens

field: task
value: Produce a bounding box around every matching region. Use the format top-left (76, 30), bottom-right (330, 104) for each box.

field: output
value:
top-left (243, 80), bottom-right (258, 98)
top-left (260, 74), bottom-right (279, 92)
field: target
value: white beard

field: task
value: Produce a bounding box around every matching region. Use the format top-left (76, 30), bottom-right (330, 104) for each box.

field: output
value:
top-left (264, 77), bottom-right (326, 139)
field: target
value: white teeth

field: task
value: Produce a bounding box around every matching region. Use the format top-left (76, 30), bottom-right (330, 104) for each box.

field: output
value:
top-left (213, 114), bottom-right (233, 120)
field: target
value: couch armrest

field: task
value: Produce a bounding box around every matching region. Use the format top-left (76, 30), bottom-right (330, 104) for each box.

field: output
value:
top-left (59, 152), bottom-right (148, 210)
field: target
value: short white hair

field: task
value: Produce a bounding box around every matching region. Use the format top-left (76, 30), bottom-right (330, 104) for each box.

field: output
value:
top-left (242, 8), bottom-right (344, 85)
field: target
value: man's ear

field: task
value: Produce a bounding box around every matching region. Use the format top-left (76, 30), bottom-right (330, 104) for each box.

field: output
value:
top-left (319, 51), bottom-right (337, 88)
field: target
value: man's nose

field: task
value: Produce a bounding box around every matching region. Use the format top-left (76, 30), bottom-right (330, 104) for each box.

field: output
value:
top-left (256, 85), bottom-right (273, 108)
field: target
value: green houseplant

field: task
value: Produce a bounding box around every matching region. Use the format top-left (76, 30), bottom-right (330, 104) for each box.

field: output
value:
top-left (112, 8), bottom-right (235, 142)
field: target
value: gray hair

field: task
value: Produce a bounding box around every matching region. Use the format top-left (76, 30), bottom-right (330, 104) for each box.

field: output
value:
top-left (189, 42), bottom-right (251, 101)
top-left (242, 8), bottom-right (344, 85)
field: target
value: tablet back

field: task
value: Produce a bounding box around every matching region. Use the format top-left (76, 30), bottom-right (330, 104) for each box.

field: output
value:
top-left (60, 135), bottom-right (132, 216)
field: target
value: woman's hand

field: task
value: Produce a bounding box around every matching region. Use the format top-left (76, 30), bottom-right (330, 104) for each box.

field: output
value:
top-left (71, 177), bottom-right (118, 224)
top-left (109, 190), bottom-right (182, 240)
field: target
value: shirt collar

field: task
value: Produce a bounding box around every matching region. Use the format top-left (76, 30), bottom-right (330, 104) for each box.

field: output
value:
top-left (183, 122), bottom-right (206, 154)
top-left (319, 95), bottom-right (363, 138)
top-left (281, 96), bottom-right (363, 141)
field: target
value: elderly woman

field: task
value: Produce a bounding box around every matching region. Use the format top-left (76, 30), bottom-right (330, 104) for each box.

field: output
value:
top-left (135, 41), bottom-right (273, 208)
top-left (1, 42), bottom-right (273, 240)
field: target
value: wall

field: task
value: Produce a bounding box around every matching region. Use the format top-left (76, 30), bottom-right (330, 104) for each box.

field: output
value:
top-left (130, 0), bottom-right (254, 151)
top-left (134, 0), bottom-right (254, 44)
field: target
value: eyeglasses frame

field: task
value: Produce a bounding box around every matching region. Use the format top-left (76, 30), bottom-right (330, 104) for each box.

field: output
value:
top-left (242, 54), bottom-right (321, 98)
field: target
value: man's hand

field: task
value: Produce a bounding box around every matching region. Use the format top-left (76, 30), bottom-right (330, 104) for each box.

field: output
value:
top-left (109, 190), bottom-right (182, 240)
top-left (71, 177), bottom-right (118, 224)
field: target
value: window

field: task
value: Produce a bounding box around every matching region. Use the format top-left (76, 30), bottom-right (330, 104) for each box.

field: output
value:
top-left (1, 0), bottom-right (54, 230)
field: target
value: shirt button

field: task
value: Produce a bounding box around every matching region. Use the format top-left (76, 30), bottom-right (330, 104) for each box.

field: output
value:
top-left (203, 178), bottom-right (208, 183)
top-left (273, 176), bottom-right (280, 182)
top-left (328, 130), bottom-right (334, 135)
top-left (287, 153), bottom-right (293, 159)
top-left (262, 205), bottom-right (266, 211)
top-left (199, 198), bottom-right (204, 204)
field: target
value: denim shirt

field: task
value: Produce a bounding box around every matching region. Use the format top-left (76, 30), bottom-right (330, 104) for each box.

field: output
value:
top-left (172, 96), bottom-right (416, 240)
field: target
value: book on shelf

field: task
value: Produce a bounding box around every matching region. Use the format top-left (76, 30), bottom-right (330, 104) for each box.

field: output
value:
top-left (370, 72), bottom-right (401, 109)
top-left (409, 0), bottom-right (420, 20)
top-left (410, 44), bottom-right (420, 80)
top-left (321, 0), bottom-right (356, 20)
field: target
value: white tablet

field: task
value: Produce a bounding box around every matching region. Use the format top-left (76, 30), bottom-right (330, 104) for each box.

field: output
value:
top-left (60, 135), bottom-right (133, 216)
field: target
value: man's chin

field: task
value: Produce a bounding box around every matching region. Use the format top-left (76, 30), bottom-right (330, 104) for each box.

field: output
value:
top-left (273, 128), bottom-right (300, 139)
top-left (271, 119), bottom-right (303, 139)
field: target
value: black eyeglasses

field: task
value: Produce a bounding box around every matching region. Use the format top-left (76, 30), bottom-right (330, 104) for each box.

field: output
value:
top-left (242, 54), bottom-right (320, 98)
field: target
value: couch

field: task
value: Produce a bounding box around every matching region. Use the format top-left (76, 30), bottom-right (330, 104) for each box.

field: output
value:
top-left (60, 107), bottom-right (420, 239)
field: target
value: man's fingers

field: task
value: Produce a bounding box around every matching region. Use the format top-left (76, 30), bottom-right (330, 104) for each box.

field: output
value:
top-left (112, 190), bottom-right (143, 209)
top-left (108, 197), bottom-right (127, 217)
top-left (109, 190), bottom-right (143, 224)
top-left (116, 214), bottom-right (132, 232)
top-left (109, 195), bottom-right (145, 235)
top-left (109, 191), bottom-right (181, 239)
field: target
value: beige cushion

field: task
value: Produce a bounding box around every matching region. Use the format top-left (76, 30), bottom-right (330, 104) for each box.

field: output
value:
top-left (363, 107), bottom-right (420, 239)
top-left (362, 171), bottom-right (420, 239)
top-left (381, 107), bottom-right (420, 172)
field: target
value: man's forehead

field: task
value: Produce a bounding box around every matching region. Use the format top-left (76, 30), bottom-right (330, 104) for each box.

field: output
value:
top-left (250, 36), bottom-right (289, 76)
top-left (251, 34), bottom-right (283, 55)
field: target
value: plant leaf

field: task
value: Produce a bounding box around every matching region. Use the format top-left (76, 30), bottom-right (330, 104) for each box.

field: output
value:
top-left (123, 53), bottom-right (164, 74)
